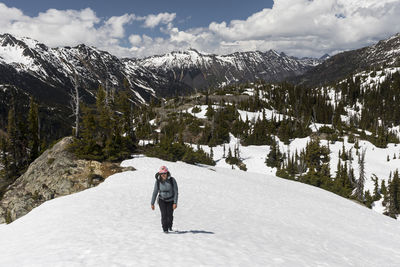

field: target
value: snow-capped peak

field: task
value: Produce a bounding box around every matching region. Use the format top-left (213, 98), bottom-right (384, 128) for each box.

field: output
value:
top-left (0, 33), bottom-right (41, 69)
top-left (0, 33), bottom-right (324, 106)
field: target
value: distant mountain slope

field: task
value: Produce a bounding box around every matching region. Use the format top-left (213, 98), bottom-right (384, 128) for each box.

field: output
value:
top-left (0, 33), bottom-right (321, 105)
top-left (0, 34), bottom-right (155, 106)
top-left (129, 49), bottom-right (321, 95)
top-left (295, 33), bottom-right (400, 86)
top-left (0, 156), bottom-right (399, 266)
top-left (2, 33), bottom-right (400, 106)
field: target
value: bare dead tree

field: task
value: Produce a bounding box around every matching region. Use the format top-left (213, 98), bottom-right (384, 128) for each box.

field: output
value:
top-left (236, 134), bottom-right (241, 159)
top-left (69, 72), bottom-right (81, 138)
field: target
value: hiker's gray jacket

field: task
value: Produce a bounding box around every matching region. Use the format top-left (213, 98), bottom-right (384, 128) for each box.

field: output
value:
top-left (151, 175), bottom-right (178, 205)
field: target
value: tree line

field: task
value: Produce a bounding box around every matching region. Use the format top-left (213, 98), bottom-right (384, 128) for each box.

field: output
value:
top-left (1, 96), bottom-right (43, 194)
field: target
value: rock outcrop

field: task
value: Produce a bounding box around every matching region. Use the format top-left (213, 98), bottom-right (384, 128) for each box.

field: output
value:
top-left (0, 136), bottom-right (135, 224)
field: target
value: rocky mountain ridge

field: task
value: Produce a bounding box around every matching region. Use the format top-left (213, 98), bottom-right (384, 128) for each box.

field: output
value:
top-left (1, 33), bottom-right (400, 107)
top-left (0, 33), bottom-right (321, 105)
top-left (295, 33), bottom-right (400, 86)
top-left (134, 49), bottom-right (321, 90)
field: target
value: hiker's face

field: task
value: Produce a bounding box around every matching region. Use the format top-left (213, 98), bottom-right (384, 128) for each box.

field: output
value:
top-left (161, 173), bottom-right (167, 180)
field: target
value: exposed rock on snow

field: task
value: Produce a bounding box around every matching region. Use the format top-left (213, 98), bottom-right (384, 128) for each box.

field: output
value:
top-left (0, 137), bottom-right (135, 224)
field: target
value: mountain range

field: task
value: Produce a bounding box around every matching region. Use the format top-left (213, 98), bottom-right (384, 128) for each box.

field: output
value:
top-left (296, 33), bottom-right (400, 86)
top-left (0, 32), bottom-right (400, 140)
top-left (0, 33), bottom-right (322, 106)
top-left (1, 33), bottom-right (399, 108)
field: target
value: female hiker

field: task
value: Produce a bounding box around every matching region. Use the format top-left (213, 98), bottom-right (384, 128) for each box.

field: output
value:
top-left (151, 166), bottom-right (178, 233)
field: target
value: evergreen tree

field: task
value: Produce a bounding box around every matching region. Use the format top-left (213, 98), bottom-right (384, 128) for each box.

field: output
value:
top-left (340, 142), bottom-right (348, 161)
top-left (372, 174), bottom-right (381, 201)
top-left (73, 104), bottom-right (101, 159)
top-left (16, 109), bottom-right (29, 168)
top-left (385, 170), bottom-right (400, 218)
top-left (381, 179), bottom-right (388, 197)
top-left (96, 85), bottom-right (112, 146)
top-left (116, 91), bottom-right (136, 151)
top-left (304, 137), bottom-right (330, 173)
top-left (0, 136), bottom-right (9, 179)
top-left (285, 153), bottom-right (297, 178)
top-left (7, 106), bottom-right (18, 177)
top-left (266, 140), bottom-right (283, 168)
top-left (205, 104), bottom-right (215, 120)
top-left (354, 139), bottom-right (360, 150)
top-left (355, 148), bottom-right (366, 201)
top-left (364, 190), bottom-right (374, 208)
top-left (28, 97), bottom-right (40, 163)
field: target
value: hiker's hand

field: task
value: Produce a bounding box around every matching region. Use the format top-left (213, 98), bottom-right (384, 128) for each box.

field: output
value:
top-left (151, 205), bottom-right (155, 210)
top-left (173, 204), bottom-right (177, 210)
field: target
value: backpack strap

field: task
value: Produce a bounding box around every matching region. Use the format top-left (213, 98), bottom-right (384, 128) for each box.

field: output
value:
top-left (155, 173), bottom-right (160, 191)
top-left (156, 174), bottom-right (175, 196)
top-left (169, 177), bottom-right (175, 195)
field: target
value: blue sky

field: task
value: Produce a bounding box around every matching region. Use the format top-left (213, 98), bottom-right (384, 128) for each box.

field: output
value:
top-left (1, 0), bottom-right (273, 33)
top-left (0, 0), bottom-right (399, 58)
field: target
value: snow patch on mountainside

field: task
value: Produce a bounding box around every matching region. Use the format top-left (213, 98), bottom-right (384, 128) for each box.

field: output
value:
top-left (358, 67), bottom-right (400, 89)
top-left (185, 99), bottom-right (400, 216)
top-left (196, 133), bottom-right (400, 201)
top-left (20, 37), bottom-right (40, 49)
top-left (0, 33), bottom-right (324, 103)
top-left (0, 44), bottom-right (37, 69)
top-left (140, 49), bottom-right (214, 69)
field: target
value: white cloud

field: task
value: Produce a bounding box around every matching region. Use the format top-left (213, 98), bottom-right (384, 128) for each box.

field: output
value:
top-left (130, 0), bottom-right (400, 58)
top-left (0, 1), bottom-right (400, 58)
top-left (0, 4), bottom-right (179, 57)
top-left (0, 5), bottom-right (102, 47)
top-left (141, 12), bottom-right (176, 28)
top-left (101, 14), bottom-right (136, 38)
top-left (205, 0), bottom-right (400, 57)
top-left (0, 3), bottom-right (28, 23)
top-left (129, 34), bottom-right (142, 46)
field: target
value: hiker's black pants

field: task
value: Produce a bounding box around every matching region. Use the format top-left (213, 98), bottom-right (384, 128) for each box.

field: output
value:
top-left (159, 199), bottom-right (174, 231)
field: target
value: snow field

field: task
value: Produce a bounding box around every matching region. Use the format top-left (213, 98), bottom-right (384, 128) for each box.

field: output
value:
top-left (169, 96), bottom-right (400, 216)
top-left (195, 129), bottom-right (400, 215)
top-left (1, 156), bottom-right (400, 266)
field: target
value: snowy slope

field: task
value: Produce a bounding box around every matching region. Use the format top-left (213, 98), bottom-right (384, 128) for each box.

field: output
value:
top-left (188, 105), bottom-right (400, 200)
top-left (1, 156), bottom-right (400, 266)
top-left (199, 133), bottom-right (400, 193)
top-left (296, 33), bottom-right (400, 86)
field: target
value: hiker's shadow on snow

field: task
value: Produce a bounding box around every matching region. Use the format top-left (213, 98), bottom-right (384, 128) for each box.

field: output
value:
top-left (174, 230), bottom-right (215, 235)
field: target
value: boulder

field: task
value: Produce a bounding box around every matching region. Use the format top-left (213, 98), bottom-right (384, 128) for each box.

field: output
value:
top-left (0, 137), bottom-right (135, 224)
